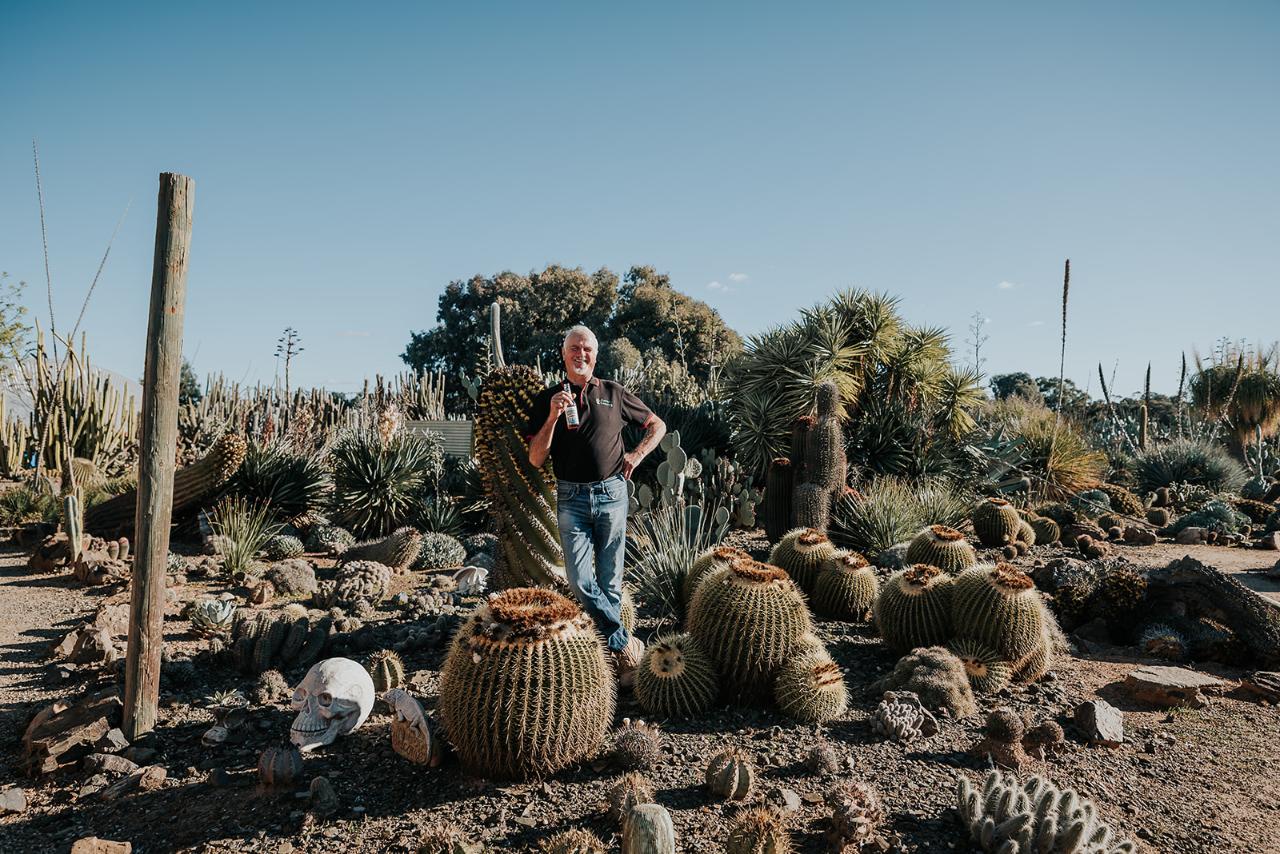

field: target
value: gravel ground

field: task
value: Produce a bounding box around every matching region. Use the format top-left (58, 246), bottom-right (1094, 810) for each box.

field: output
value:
top-left (2, 538), bottom-right (1279, 853)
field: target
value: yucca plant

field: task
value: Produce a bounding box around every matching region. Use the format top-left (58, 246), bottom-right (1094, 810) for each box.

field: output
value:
top-left (829, 477), bottom-right (971, 556)
top-left (209, 495), bottom-right (281, 578)
top-left (414, 495), bottom-right (466, 538)
top-left (626, 500), bottom-right (731, 617)
top-left (226, 440), bottom-right (330, 524)
top-left (1132, 438), bottom-right (1247, 494)
top-left (330, 428), bottom-right (443, 538)
top-left (0, 484), bottom-right (62, 527)
top-left (1190, 343), bottom-right (1280, 453)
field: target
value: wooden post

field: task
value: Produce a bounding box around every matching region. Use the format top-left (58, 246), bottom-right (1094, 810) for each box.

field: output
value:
top-left (122, 173), bottom-right (193, 739)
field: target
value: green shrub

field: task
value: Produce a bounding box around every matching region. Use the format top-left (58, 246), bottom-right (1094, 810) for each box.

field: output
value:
top-left (330, 429), bottom-right (443, 539)
top-left (829, 477), bottom-right (971, 557)
top-left (210, 495), bottom-right (281, 578)
top-left (1133, 438), bottom-right (1247, 494)
top-left (979, 399), bottom-right (1107, 498)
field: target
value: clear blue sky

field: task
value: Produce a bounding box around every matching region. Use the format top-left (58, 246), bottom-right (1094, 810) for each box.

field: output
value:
top-left (2, 2), bottom-right (1277, 398)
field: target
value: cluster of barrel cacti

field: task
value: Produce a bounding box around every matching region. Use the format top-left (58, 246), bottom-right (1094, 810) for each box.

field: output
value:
top-left (874, 562), bottom-right (1056, 692)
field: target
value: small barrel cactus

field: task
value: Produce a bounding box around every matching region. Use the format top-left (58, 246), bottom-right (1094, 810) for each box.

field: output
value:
top-left (257, 743), bottom-right (303, 787)
top-left (1016, 520), bottom-right (1037, 546)
top-left (1028, 516), bottom-right (1060, 545)
top-left (687, 557), bottom-right (813, 701)
top-left (769, 527), bottom-right (839, 593)
top-left (634, 632), bottom-right (719, 719)
top-left (418, 824), bottom-right (484, 854)
top-left (947, 637), bottom-right (1015, 694)
top-left (305, 524), bottom-right (355, 556)
top-left (366, 649), bottom-right (406, 693)
top-left (726, 807), bottom-right (792, 854)
top-left (773, 651), bottom-right (848, 723)
top-left (905, 525), bottom-right (977, 574)
top-left (610, 719), bottom-right (663, 770)
top-left (415, 531), bottom-right (467, 570)
top-left (606, 771), bottom-right (655, 825)
top-left (805, 743), bottom-right (842, 775)
top-left (811, 550), bottom-right (877, 620)
top-left (1013, 627), bottom-right (1054, 683)
top-left (1139, 623), bottom-right (1187, 661)
top-left (263, 534), bottom-right (305, 561)
top-left (972, 498), bottom-right (1022, 548)
top-left (825, 781), bottom-right (884, 852)
top-left (950, 564), bottom-right (1046, 664)
top-left (872, 564), bottom-right (955, 653)
top-left (539, 829), bottom-right (607, 854)
top-left (706, 747), bottom-right (755, 800)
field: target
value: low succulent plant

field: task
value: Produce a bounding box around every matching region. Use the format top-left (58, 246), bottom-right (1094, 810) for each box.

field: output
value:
top-left (872, 694), bottom-right (934, 743)
top-left (305, 523), bottom-right (355, 556)
top-left (875, 646), bottom-right (976, 718)
top-left (706, 747), bottom-right (754, 800)
top-left (606, 771), bottom-right (655, 826)
top-left (343, 526), bottom-right (423, 573)
top-left (257, 743), bottom-right (303, 787)
top-left (968, 708), bottom-right (1029, 770)
top-left (538, 829), bottom-right (607, 854)
top-left (263, 534), bottom-right (305, 561)
top-left (366, 648), bottom-right (406, 693)
top-left (414, 531), bottom-right (467, 570)
top-left (188, 598), bottom-right (236, 637)
top-left (825, 781), bottom-right (884, 852)
top-left (804, 743), bottom-right (842, 775)
top-left (610, 719), bottom-right (663, 770)
top-left (726, 807), bottom-right (793, 854)
top-left (955, 770), bottom-right (1136, 853)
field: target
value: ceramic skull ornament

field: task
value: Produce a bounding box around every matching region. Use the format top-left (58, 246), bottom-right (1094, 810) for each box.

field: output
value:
top-left (290, 657), bottom-right (375, 751)
top-left (386, 688), bottom-right (443, 766)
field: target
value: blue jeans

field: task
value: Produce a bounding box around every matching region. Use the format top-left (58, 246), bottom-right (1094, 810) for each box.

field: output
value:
top-left (556, 474), bottom-right (630, 652)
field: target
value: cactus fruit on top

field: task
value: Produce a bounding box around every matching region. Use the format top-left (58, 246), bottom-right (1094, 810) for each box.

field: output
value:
top-left (1028, 515), bottom-right (1060, 545)
top-left (769, 527), bottom-right (839, 593)
top-left (606, 771), bottom-right (656, 825)
top-left (706, 747), bottom-right (755, 800)
top-left (773, 650), bottom-right (848, 723)
top-left (950, 564), bottom-right (1046, 664)
top-left (438, 588), bottom-right (613, 779)
top-left (682, 545), bottom-right (750, 608)
top-left (726, 807), bottom-right (793, 854)
top-left (905, 525), bottom-right (977, 574)
top-left (366, 649), bottom-right (406, 693)
top-left (972, 498), bottom-right (1022, 548)
top-left (687, 558), bottom-right (813, 701)
top-left (955, 770), bottom-right (1137, 853)
top-left (634, 632), bottom-right (719, 719)
top-left (474, 366), bottom-right (566, 590)
top-left (610, 719), bottom-right (663, 770)
top-left (341, 526), bottom-right (423, 573)
top-left (873, 564), bottom-right (955, 653)
top-left (947, 637), bottom-right (1014, 694)
top-left (763, 458), bottom-right (795, 543)
top-left (825, 781), bottom-right (884, 852)
top-left (875, 646), bottom-right (976, 718)
top-left (811, 550), bottom-right (878, 620)
top-left (538, 829), bottom-right (607, 854)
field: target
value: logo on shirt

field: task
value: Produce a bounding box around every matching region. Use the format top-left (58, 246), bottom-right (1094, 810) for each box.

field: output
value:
top-left (595, 398), bottom-right (613, 407)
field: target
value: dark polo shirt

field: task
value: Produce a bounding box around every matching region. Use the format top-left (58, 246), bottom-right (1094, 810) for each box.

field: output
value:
top-left (524, 377), bottom-right (654, 483)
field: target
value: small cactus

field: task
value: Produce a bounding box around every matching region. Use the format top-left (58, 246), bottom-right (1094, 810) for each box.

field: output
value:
top-left (610, 719), bottom-right (663, 770)
top-left (706, 747), bottom-right (755, 800)
top-left (634, 632), bottom-right (719, 719)
top-left (725, 807), bottom-right (792, 854)
top-left (257, 743), bottom-right (303, 787)
top-left (366, 649), bottom-right (406, 693)
top-left (946, 637), bottom-right (1014, 694)
top-left (343, 526), bottom-right (424, 573)
top-left (1028, 515), bottom-right (1060, 545)
top-left (606, 771), bottom-right (655, 826)
top-left (804, 743), bottom-right (842, 775)
top-left (811, 550), bottom-right (877, 620)
top-left (904, 525), bottom-right (977, 574)
top-left (825, 781), bottom-right (884, 852)
top-left (872, 694), bottom-right (934, 743)
top-left (418, 823), bottom-right (485, 854)
top-left (769, 527), bottom-right (839, 593)
top-left (872, 564), bottom-right (954, 653)
top-left (876, 646), bottom-right (976, 718)
top-left (263, 534), bottom-right (305, 561)
top-left (538, 829), bottom-right (607, 854)
top-left (773, 650), bottom-right (848, 723)
top-left (972, 498), bottom-right (1021, 548)
top-left (969, 708), bottom-right (1029, 770)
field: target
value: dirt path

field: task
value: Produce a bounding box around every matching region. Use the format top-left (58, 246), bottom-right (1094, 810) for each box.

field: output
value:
top-left (1123, 542), bottom-right (1280, 604)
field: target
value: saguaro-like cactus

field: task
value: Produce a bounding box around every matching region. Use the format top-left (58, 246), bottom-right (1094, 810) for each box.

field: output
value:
top-left (792, 382), bottom-right (847, 532)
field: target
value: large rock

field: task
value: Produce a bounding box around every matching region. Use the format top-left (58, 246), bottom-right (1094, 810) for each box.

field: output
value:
top-left (1074, 700), bottom-right (1124, 746)
top-left (71, 840), bottom-right (131, 854)
top-left (1123, 665), bottom-right (1223, 708)
top-left (0, 787), bottom-right (27, 814)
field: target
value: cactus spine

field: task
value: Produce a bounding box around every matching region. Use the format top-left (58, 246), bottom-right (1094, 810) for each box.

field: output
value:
top-left (438, 588), bottom-right (613, 779)
top-left (972, 498), bottom-right (1021, 548)
top-left (873, 564), bottom-right (955, 653)
top-left (773, 650), bottom-right (848, 723)
top-left (726, 807), bottom-right (793, 854)
top-left (811, 550), bottom-right (878, 620)
top-left (634, 633), bottom-right (719, 719)
top-left (768, 527), bottom-right (838, 593)
top-left (682, 545), bottom-right (749, 609)
top-left (904, 525), bottom-right (977, 574)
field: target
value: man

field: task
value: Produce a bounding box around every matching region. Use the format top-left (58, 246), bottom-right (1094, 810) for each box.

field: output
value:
top-left (526, 325), bottom-right (666, 686)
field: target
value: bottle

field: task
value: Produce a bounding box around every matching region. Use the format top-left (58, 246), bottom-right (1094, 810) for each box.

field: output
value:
top-left (562, 382), bottom-right (580, 430)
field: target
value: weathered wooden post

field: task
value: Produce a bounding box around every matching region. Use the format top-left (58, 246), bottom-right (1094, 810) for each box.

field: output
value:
top-left (122, 173), bottom-right (193, 739)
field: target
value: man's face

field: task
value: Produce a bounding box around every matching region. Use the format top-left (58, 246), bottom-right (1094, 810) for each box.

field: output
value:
top-left (563, 334), bottom-right (597, 382)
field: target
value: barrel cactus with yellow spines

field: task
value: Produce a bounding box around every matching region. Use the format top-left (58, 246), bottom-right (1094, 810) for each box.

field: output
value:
top-left (438, 588), bottom-right (613, 779)
top-left (539, 829), bottom-right (607, 854)
top-left (366, 649), bottom-right (406, 693)
top-left (726, 807), bottom-right (793, 854)
top-left (1028, 515), bottom-right (1060, 545)
top-left (1016, 519), bottom-right (1036, 546)
top-left (950, 563), bottom-right (1047, 664)
top-left (904, 525), bottom-right (977, 574)
top-left (474, 366), bottom-right (566, 590)
top-left (873, 564), bottom-right (955, 653)
top-left (768, 527), bottom-right (839, 593)
top-left (773, 650), bottom-right (848, 723)
top-left (946, 637), bottom-right (1014, 694)
top-left (687, 558), bottom-right (813, 700)
top-left (811, 550), bottom-right (877, 620)
top-left (634, 632), bottom-right (719, 719)
top-left (1013, 626), bottom-right (1054, 683)
top-left (972, 498), bottom-right (1021, 548)
top-left (682, 544), bottom-right (750, 608)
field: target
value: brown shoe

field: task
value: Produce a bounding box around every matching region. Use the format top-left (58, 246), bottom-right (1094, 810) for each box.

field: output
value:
top-left (614, 636), bottom-right (645, 689)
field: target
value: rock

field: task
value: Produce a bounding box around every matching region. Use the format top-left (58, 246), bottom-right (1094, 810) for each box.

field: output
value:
top-left (0, 787), bottom-right (27, 814)
top-left (82, 753), bottom-right (140, 776)
top-left (774, 787), bottom-right (802, 814)
top-left (1074, 700), bottom-right (1124, 746)
top-left (122, 746), bottom-right (157, 764)
top-left (98, 765), bottom-right (166, 801)
top-left (1257, 532), bottom-right (1280, 551)
top-left (71, 839), bottom-right (131, 854)
top-left (1175, 527), bottom-right (1208, 545)
top-left (310, 776), bottom-right (339, 817)
top-left (1072, 618), bottom-right (1112, 645)
top-left (1124, 665), bottom-right (1223, 708)
top-left (1241, 671), bottom-right (1280, 703)
top-left (95, 728), bottom-right (130, 753)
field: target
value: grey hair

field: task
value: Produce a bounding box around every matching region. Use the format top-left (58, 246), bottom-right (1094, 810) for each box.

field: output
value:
top-left (563, 325), bottom-right (598, 349)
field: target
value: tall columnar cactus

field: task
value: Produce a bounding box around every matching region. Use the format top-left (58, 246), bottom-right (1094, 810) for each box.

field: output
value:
top-left (340, 526), bottom-right (424, 573)
top-left (905, 525), bottom-right (977, 574)
top-left (438, 588), bottom-right (613, 779)
top-left (790, 382), bottom-right (847, 532)
top-left (474, 366), bottom-right (566, 590)
top-left (950, 564), bottom-right (1047, 665)
top-left (773, 650), bottom-right (848, 723)
top-left (682, 545), bottom-right (750, 609)
top-left (873, 564), bottom-right (955, 653)
top-left (634, 633), bottom-right (719, 719)
top-left (762, 458), bottom-right (795, 543)
top-left (84, 433), bottom-right (248, 535)
top-left (972, 498), bottom-right (1022, 548)
top-left (768, 527), bottom-right (839, 593)
top-left (687, 558), bottom-right (814, 700)
top-left (955, 771), bottom-right (1137, 853)
top-left (811, 550), bottom-right (878, 620)
top-left (947, 637), bottom-right (1014, 694)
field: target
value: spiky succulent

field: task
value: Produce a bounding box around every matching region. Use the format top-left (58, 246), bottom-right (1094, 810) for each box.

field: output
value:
top-left (610, 719), bottom-right (663, 770)
top-left (634, 632), bottom-right (719, 719)
top-left (229, 442), bottom-right (330, 524)
top-left (188, 598), bottom-right (236, 637)
top-left (947, 637), bottom-right (1014, 694)
top-left (331, 428), bottom-right (443, 539)
top-left (415, 531), bottom-right (467, 570)
top-left (606, 771), bottom-right (655, 825)
top-left (315, 560), bottom-right (392, 610)
top-left (873, 564), bottom-right (955, 653)
top-left (342, 526), bottom-right (423, 573)
top-left (825, 781), bottom-right (884, 852)
top-left (1028, 515), bottom-right (1060, 545)
top-left (1098, 567), bottom-right (1148, 622)
top-left (872, 694), bottom-right (933, 743)
top-left (1139, 624), bottom-right (1187, 661)
top-left (366, 649), bottom-right (406, 693)
top-left (770, 527), bottom-right (839, 594)
top-left (687, 557), bottom-right (813, 701)
top-left (811, 550), bottom-right (878, 620)
top-left (263, 534), bottom-right (305, 561)
top-left (950, 564), bottom-right (1046, 664)
top-left (805, 743), bottom-right (843, 775)
top-left (972, 498), bottom-right (1022, 548)
top-left (705, 748), bottom-right (754, 800)
top-left (773, 650), bottom-right (848, 723)
top-left (538, 829), bottom-right (607, 854)
top-left (1013, 627), bottom-right (1054, 684)
top-left (1132, 437), bottom-right (1247, 494)
top-left (305, 523), bottom-right (355, 556)
top-left (876, 646), bottom-right (976, 717)
top-left (682, 544), bottom-right (750, 608)
top-left (905, 524), bottom-right (977, 574)
top-left (726, 807), bottom-right (793, 854)
top-left (438, 588), bottom-right (613, 779)
top-left (418, 823), bottom-right (485, 854)
top-left (955, 771), bottom-right (1136, 853)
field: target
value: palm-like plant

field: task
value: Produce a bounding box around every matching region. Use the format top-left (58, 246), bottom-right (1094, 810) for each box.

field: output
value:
top-left (977, 398), bottom-right (1107, 499)
top-left (1190, 343), bottom-right (1280, 452)
top-left (227, 440), bottom-right (330, 524)
top-left (330, 428), bottom-right (443, 538)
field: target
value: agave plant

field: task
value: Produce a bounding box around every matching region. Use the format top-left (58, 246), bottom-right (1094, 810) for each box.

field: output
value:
top-left (209, 495), bottom-right (281, 578)
top-left (626, 500), bottom-right (731, 617)
top-left (829, 477), bottom-right (971, 557)
top-left (976, 398), bottom-right (1107, 499)
top-left (188, 598), bottom-right (236, 637)
top-left (226, 440), bottom-right (330, 524)
top-left (330, 428), bottom-right (443, 538)
top-left (413, 495), bottom-right (466, 538)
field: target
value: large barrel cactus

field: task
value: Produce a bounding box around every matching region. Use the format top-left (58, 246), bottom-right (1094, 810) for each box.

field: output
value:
top-left (950, 564), bottom-right (1046, 665)
top-left (873, 564), bottom-right (955, 653)
top-left (682, 545), bottom-right (750, 609)
top-left (769, 527), bottom-right (839, 593)
top-left (634, 632), bottom-right (719, 719)
top-left (905, 525), bottom-right (977, 574)
top-left (438, 588), bottom-right (613, 779)
top-left (972, 498), bottom-right (1021, 548)
top-left (474, 366), bottom-right (566, 589)
top-left (811, 550), bottom-right (878, 620)
top-left (687, 558), bottom-right (813, 701)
